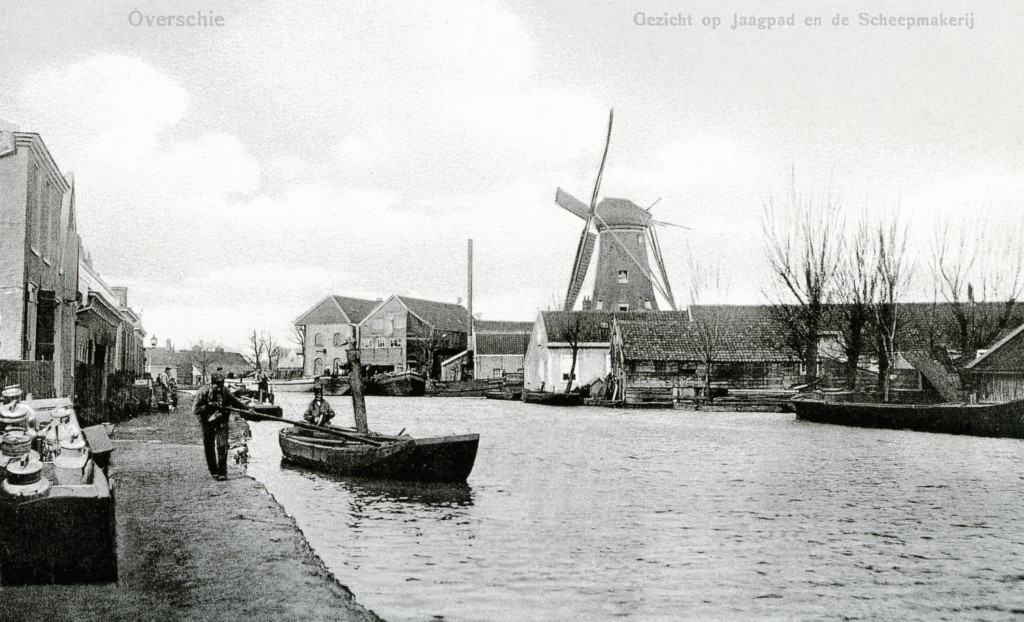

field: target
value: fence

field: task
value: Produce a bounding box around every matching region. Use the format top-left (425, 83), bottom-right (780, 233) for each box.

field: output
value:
top-left (0, 360), bottom-right (56, 399)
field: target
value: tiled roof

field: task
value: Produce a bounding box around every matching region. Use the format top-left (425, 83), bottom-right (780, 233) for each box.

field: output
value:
top-left (474, 320), bottom-right (534, 333)
top-left (476, 333), bottom-right (530, 356)
top-left (148, 348), bottom-right (178, 367)
top-left (541, 310), bottom-right (690, 344)
top-left (179, 350), bottom-right (250, 374)
top-left (617, 306), bottom-right (795, 362)
top-left (964, 322), bottom-right (1024, 372)
top-left (399, 296), bottom-right (469, 333)
top-left (295, 295), bottom-right (380, 326)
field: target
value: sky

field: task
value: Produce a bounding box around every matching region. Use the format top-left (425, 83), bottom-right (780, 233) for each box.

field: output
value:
top-left (1, 0), bottom-right (1022, 352)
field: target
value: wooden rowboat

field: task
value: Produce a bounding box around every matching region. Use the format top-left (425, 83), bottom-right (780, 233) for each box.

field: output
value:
top-left (522, 390), bottom-right (584, 407)
top-left (278, 428), bottom-right (480, 483)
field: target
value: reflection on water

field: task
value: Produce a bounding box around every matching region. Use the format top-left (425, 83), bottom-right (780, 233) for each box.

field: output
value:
top-left (247, 395), bottom-right (1024, 622)
top-left (280, 463), bottom-right (475, 506)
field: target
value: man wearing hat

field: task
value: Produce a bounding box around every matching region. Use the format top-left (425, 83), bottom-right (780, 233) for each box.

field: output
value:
top-left (192, 371), bottom-right (249, 480)
top-left (303, 386), bottom-right (335, 427)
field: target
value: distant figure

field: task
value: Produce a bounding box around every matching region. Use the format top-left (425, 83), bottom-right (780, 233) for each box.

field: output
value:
top-left (167, 376), bottom-right (178, 409)
top-left (156, 367), bottom-right (171, 405)
top-left (192, 371), bottom-right (249, 481)
top-left (257, 367), bottom-right (270, 403)
top-left (303, 387), bottom-right (335, 427)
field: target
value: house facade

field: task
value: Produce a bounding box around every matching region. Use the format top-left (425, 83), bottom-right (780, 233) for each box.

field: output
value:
top-left (524, 311), bottom-right (620, 392)
top-left (0, 128), bottom-right (81, 398)
top-left (294, 295), bottom-right (380, 376)
top-left (75, 253), bottom-right (146, 420)
top-left (472, 320), bottom-right (533, 380)
top-left (963, 324), bottom-right (1024, 402)
top-left (359, 295), bottom-right (468, 378)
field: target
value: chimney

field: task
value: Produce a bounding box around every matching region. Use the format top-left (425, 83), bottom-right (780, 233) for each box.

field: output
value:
top-left (467, 239), bottom-right (473, 336)
top-left (166, 339), bottom-right (172, 350)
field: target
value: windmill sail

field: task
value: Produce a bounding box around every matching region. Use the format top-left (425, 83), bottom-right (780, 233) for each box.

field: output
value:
top-left (649, 226), bottom-right (677, 310)
top-left (564, 231), bottom-right (597, 310)
top-left (555, 188), bottom-right (591, 220)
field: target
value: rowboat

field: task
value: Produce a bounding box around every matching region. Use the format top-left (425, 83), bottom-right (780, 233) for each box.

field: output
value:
top-left (522, 390), bottom-right (584, 406)
top-left (367, 371), bottom-right (426, 397)
top-left (278, 428), bottom-right (479, 483)
top-left (790, 396), bottom-right (1024, 439)
top-left (485, 390), bottom-right (522, 401)
top-left (271, 346), bottom-right (479, 483)
top-left (268, 378), bottom-right (317, 393)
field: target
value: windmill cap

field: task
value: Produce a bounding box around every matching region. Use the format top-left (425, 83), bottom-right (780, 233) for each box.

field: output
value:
top-left (595, 198), bottom-right (652, 229)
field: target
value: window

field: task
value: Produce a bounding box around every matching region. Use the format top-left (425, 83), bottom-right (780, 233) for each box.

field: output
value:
top-left (389, 338), bottom-right (401, 348)
top-left (637, 234), bottom-right (643, 246)
top-left (493, 368), bottom-right (503, 378)
top-left (314, 333), bottom-right (324, 347)
top-left (618, 270), bottom-right (628, 283)
top-left (28, 165), bottom-right (42, 253)
top-left (333, 332), bottom-right (343, 347)
top-left (375, 337), bottom-right (387, 349)
top-left (333, 358), bottom-right (342, 373)
top-left (360, 337), bottom-right (374, 349)
top-left (313, 357), bottom-right (323, 375)
top-left (654, 361), bottom-right (666, 372)
top-left (643, 299), bottom-right (652, 310)
top-left (617, 303), bottom-right (629, 311)
top-left (595, 300), bottom-right (603, 310)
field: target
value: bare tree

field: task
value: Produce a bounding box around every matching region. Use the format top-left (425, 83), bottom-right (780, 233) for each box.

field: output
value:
top-left (245, 329), bottom-right (265, 370)
top-left (687, 254), bottom-right (731, 401)
top-left (873, 218), bottom-right (913, 401)
top-left (551, 312), bottom-right (585, 394)
top-left (834, 216), bottom-right (878, 390)
top-left (931, 215), bottom-right (1024, 358)
top-left (762, 170), bottom-right (845, 385)
top-left (190, 340), bottom-right (220, 384)
top-left (260, 332), bottom-right (283, 372)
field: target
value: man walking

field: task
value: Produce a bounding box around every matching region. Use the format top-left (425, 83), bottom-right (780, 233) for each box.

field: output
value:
top-left (193, 371), bottom-right (249, 480)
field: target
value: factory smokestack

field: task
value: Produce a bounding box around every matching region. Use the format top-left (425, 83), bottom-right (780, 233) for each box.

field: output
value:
top-left (467, 239), bottom-right (474, 336)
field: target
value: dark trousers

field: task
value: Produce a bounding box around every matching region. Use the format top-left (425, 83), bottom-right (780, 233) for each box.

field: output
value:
top-left (201, 421), bottom-right (229, 477)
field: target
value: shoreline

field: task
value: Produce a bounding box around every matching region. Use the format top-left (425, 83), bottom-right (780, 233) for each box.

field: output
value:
top-left (0, 394), bottom-right (383, 622)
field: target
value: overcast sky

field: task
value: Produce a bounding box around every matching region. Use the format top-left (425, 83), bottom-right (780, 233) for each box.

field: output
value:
top-left (2, 0), bottom-right (1022, 352)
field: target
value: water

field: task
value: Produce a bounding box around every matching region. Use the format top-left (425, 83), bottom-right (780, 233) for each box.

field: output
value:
top-left (246, 395), bottom-right (1024, 621)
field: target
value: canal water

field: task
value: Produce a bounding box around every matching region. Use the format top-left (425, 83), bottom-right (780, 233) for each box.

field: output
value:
top-left (246, 395), bottom-right (1024, 622)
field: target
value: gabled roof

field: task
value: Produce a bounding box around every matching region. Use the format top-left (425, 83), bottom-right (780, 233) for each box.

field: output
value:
top-left (540, 310), bottom-right (690, 344)
top-left (148, 347), bottom-right (178, 368)
top-left (474, 320), bottom-right (534, 334)
top-left (178, 349), bottom-right (250, 373)
top-left (965, 322), bottom-right (1024, 372)
top-left (396, 296), bottom-right (469, 333)
top-left (295, 295), bottom-right (380, 326)
top-left (476, 333), bottom-right (530, 356)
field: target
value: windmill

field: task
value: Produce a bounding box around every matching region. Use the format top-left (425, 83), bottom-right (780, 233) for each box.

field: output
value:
top-left (556, 110), bottom-right (682, 312)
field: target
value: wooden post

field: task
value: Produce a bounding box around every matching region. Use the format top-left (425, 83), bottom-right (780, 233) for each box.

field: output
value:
top-left (346, 347), bottom-right (369, 434)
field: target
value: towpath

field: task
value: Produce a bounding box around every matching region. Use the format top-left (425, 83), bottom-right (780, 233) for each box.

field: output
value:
top-left (0, 393), bottom-right (382, 622)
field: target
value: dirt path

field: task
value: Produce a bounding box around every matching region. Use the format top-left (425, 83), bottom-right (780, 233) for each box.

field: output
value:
top-left (0, 394), bottom-right (383, 622)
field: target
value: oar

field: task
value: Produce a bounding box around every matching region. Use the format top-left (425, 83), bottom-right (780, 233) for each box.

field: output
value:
top-left (227, 408), bottom-right (383, 446)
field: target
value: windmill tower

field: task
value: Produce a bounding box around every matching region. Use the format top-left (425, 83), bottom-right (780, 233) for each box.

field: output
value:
top-left (556, 110), bottom-right (681, 312)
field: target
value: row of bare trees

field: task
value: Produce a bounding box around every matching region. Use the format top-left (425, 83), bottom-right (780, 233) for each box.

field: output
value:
top-left (761, 172), bottom-right (1024, 397)
top-left (245, 329), bottom-right (285, 372)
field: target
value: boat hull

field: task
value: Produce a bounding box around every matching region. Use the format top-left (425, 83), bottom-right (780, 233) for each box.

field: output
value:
top-left (522, 390), bottom-right (584, 406)
top-left (269, 379), bottom-right (316, 393)
top-left (278, 428), bottom-right (479, 482)
top-left (368, 372), bottom-right (426, 397)
top-left (485, 390), bottom-right (522, 401)
top-left (791, 398), bottom-right (1024, 439)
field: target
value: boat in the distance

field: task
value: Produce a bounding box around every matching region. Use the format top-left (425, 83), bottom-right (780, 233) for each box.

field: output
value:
top-left (485, 389), bottom-right (522, 401)
top-left (267, 347), bottom-right (479, 483)
top-left (790, 396), bottom-right (1024, 439)
top-left (367, 371), bottom-right (426, 397)
top-left (522, 389), bottom-right (584, 407)
top-left (269, 378), bottom-right (317, 393)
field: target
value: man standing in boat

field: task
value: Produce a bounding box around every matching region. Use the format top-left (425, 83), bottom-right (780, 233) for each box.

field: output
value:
top-left (193, 370), bottom-right (249, 481)
top-left (303, 386), bottom-right (335, 427)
